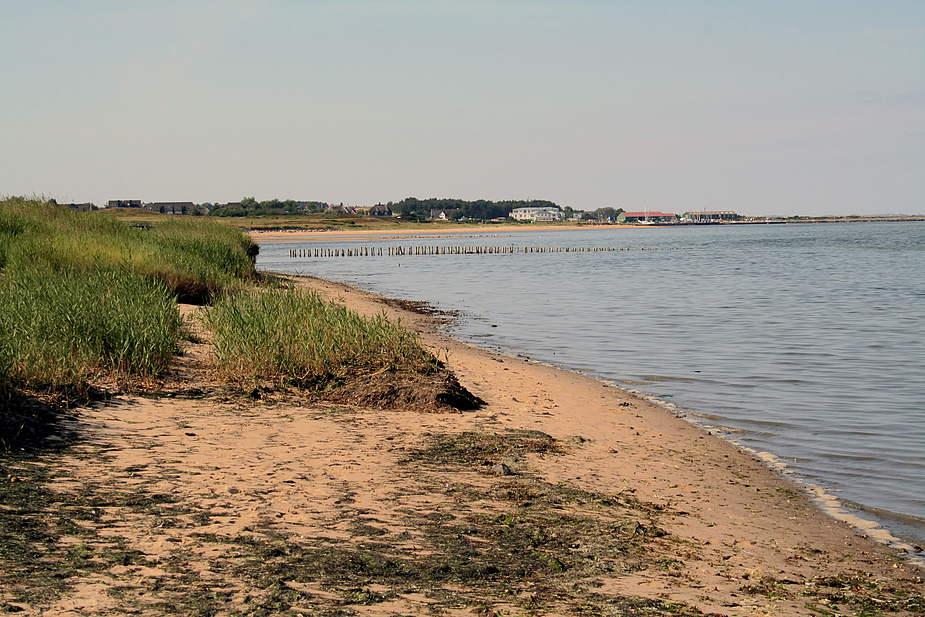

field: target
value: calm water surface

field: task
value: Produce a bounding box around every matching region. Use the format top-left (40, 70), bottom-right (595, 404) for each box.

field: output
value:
top-left (258, 222), bottom-right (925, 549)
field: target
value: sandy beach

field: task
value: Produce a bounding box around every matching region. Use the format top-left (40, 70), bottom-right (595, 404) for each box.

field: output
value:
top-left (3, 275), bottom-right (922, 616)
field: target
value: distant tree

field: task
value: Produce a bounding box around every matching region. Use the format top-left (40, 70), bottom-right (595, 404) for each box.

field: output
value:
top-left (212, 204), bottom-right (246, 217)
top-left (213, 197), bottom-right (329, 216)
top-left (585, 207), bottom-right (624, 222)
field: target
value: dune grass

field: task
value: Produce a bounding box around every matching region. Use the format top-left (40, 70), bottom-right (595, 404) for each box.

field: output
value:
top-left (0, 267), bottom-right (182, 394)
top-left (0, 197), bottom-right (259, 395)
top-left (1, 198), bottom-right (258, 304)
top-left (140, 217), bottom-right (259, 303)
top-left (200, 286), bottom-right (438, 386)
top-left (1, 197), bottom-right (442, 400)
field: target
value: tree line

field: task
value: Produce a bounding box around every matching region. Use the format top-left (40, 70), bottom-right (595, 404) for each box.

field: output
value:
top-left (389, 198), bottom-right (563, 222)
top-left (209, 198), bottom-right (329, 217)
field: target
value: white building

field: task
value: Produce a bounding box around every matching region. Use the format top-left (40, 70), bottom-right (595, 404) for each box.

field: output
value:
top-left (511, 207), bottom-right (563, 222)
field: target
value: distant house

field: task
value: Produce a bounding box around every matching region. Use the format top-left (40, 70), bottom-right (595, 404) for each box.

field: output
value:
top-left (368, 204), bottom-right (392, 216)
top-left (144, 202), bottom-right (195, 215)
top-left (681, 210), bottom-right (737, 223)
top-left (108, 199), bottom-right (142, 208)
top-left (62, 202), bottom-right (95, 212)
top-left (326, 204), bottom-right (356, 214)
top-left (617, 211), bottom-right (679, 224)
top-left (511, 207), bottom-right (563, 222)
top-left (430, 209), bottom-right (459, 221)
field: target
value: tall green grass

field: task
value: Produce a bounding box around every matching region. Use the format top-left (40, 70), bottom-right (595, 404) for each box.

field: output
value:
top-left (1, 197), bottom-right (438, 400)
top-left (201, 287), bottom-right (438, 386)
top-left (0, 197), bottom-right (258, 395)
top-left (0, 198), bottom-right (258, 304)
top-left (141, 217), bottom-right (258, 303)
top-left (0, 267), bottom-right (182, 394)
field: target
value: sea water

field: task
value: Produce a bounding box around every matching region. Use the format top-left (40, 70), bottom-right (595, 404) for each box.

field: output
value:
top-left (257, 222), bottom-right (925, 551)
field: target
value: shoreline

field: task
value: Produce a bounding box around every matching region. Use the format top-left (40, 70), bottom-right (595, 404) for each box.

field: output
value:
top-left (628, 388), bottom-right (925, 557)
top-left (299, 274), bottom-right (925, 558)
top-left (296, 277), bottom-right (925, 593)
top-left (283, 261), bottom-right (925, 559)
top-left (256, 226), bottom-right (925, 557)
top-left (7, 274), bottom-right (922, 615)
top-left (425, 294), bottom-right (923, 561)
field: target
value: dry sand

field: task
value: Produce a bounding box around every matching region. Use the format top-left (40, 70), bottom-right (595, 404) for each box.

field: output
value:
top-left (2, 276), bottom-right (922, 616)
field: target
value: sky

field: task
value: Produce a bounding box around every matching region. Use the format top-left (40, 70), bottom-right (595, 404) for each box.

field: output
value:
top-left (1, 1), bottom-right (923, 216)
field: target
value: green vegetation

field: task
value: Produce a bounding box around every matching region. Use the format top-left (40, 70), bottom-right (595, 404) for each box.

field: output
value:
top-left (1, 198), bottom-right (257, 303)
top-left (0, 268), bottom-right (181, 394)
top-left (209, 196), bottom-right (328, 217)
top-left (200, 287), bottom-right (438, 386)
top-left (141, 216), bottom-right (259, 303)
top-left (584, 206), bottom-right (625, 222)
top-left (1, 196), bottom-right (444, 399)
top-left (0, 197), bottom-right (257, 396)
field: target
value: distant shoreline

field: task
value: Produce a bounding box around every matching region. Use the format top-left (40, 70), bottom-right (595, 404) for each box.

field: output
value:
top-left (248, 216), bottom-right (925, 242)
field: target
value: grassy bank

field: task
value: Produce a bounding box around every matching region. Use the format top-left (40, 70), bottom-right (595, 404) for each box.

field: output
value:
top-left (2, 199), bottom-right (258, 303)
top-left (0, 197), bottom-right (260, 397)
top-left (201, 287), bottom-right (438, 386)
top-left (0, 197), bottom-right (446, 403)
top-left (0, 268), bottom-right (181, 394)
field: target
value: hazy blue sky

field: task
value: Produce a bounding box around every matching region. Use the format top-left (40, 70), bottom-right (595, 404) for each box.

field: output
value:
top-left (2, 1), bottom-right (923, 216)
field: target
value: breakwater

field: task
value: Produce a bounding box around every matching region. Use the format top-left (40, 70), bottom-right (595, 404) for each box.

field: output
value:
top-left (288, 245), bottom-right (674, 258)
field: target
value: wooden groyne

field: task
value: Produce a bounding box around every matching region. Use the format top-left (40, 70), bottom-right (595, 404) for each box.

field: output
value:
top-left (287, 245), bottom-right (675, 258)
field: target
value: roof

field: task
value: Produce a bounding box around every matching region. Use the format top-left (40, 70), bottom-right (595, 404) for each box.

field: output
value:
top-left (621, 211), bottom-right (676, 218)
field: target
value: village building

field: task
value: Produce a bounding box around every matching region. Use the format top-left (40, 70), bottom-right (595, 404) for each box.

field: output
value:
top-left (510, 206), bottom-right (563, 222)
top-left (61, 202), bottom-right (95, 212)
top-left (430, 209), bottom-right (460, 221)
top-left (107, 199), bottom-right (142, 208)
top-left (617, 211), bottom-right (679, 224)
top-left (367, 204), bottom-right (392, 216)
top-left (682, 210), bottom-right (738, 223)
top-left (355, 205), bottom-right (392, 216)
top-left (144, 202), bottom-right (195, 215)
